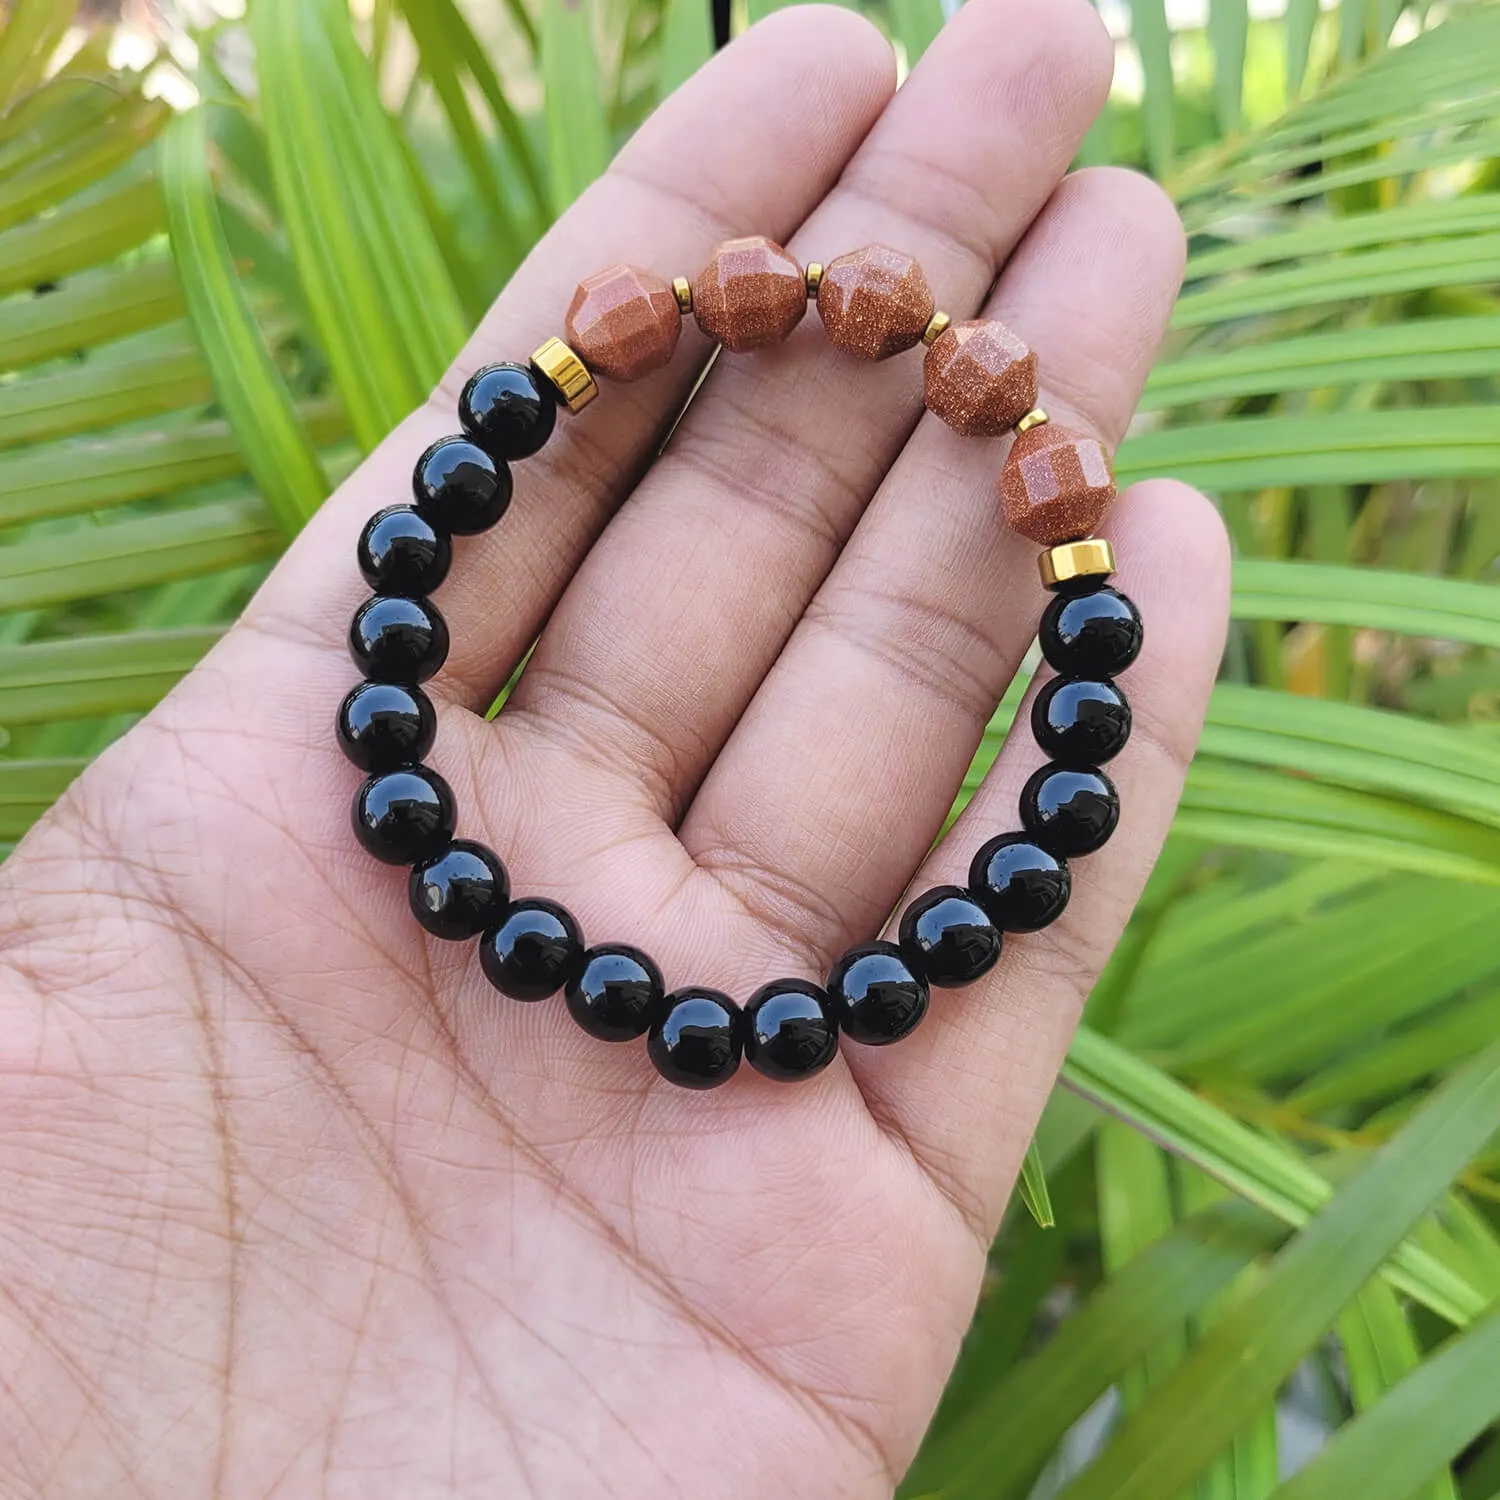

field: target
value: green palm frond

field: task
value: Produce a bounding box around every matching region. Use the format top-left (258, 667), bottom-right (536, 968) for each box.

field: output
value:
top-left (3, 1), bottom-right (1500, 1494)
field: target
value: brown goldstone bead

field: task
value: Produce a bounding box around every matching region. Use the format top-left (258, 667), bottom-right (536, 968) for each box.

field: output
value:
top-left (923, 319), bottom-right (1038, 437)
top-left (565, 265), bottom-right (682, 383)
top-left (816, 244), bottom-right (935, 360)
top-left (999, 423), bottom-right (1116, 544)
top-left (692, 236), bottom-right (806, 352)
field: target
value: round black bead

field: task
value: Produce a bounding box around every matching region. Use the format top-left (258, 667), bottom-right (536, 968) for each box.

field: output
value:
top-left (351, 766), bottom-right (455, 866)
top-left (459, 363), bottom-right (557, 461)
top-left (826, 942), bottom-right (929, 1046)
top-left (413, 436), bottom-right (512, 535)
top-left (1031, 677), bottom-right (1132, 765)
top-left (356, 504), bottom-right (451, 596)
top-left (743, 979), bottom-right (839, 1082)
top-left (1020, 764), bottom-right (1120, 857)
top-left (480, 898), bottom-right (584, 1001)
top-left (648, 988), bottom-right (742, 1090)
top-left (335, 680), bottom-right (436, 772)
top-left (968, 834), bottom-right (1071, 932)
top-left (409, 839), bottom-right (508, 940)
top-left (349, 594), bottom-right (449, 684)
top-left (565, 944), bottom-right (664, 1042)
top-left (1039, 585), bottom-right (1143, 679)
top-left (898, 886), bottom-right (1002, 988)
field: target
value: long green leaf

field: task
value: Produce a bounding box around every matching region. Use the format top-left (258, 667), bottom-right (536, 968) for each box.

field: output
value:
top-left (251, 0), bottom-right (466, 449)
top-left (0, 259), bottom-right (184, 370)
top-left (161, 106), bottom-right (329, 535)
top-left (902, 1204), bottom-right (1286, 1498)
top-left (1271, 1306), bottom-right (1500, 1500)
top-left (0, 0), bottom-right (78, 112)
top-left (0, 400), bottom-right (344, 528)
top-left (541, 0), bottom-right (611, 214)
top-left (1052, 1043), bottom-right (1500, 1500)
top-left (1062, 1026), bottom-right (1488, 1326)
top-left (0, 758), bottom-right (86, 840)
top-left (0, 499), bottom-right (280, 613)
top-left (0, 340), bottom-right (212, 451)
top-left (0, 174), bottom-right (166, 297)
top-left (0, 628), bottom-right (222, 727)
top-left (1117, 408), bottom-right (1500, 492)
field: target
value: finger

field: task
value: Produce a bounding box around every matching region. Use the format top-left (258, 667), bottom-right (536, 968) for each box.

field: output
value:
top-left (238, 7), bottom-right (897, 708)
top-left (681, 167), bottom-right (1186, 975)
top-left (502, 0), bottom-right (1114, 819)
top-left (858, 481), bottom-right (1229, 1238)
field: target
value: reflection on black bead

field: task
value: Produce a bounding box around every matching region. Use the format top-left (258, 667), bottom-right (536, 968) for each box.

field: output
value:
top-left (409, 839), bottom-right (508, 940)
top-left (744, 979), bottom-right (839, 1081)
top-left (413, 436), bottom-right (512, 535)
top-left (826, 942), bottom-right (929, 1046)
top-left (648, 988), bottom-right (742, 1090)
top-left (357, 504), bottom-right (451, 595)
top-left (898, 886), bottom-right (1002, 988)
top-left (1021, 764), bottom-right (1120, 857)
top-left (968, 833), bottom-right (1071, 932)
top-left (1039, 585), bottom-right (1143, 679)
top-left (459, 363), bottom-right (557, 461)
top-left (1032, 677), bottom-right (1131, 765)
top-left (349, 594), bottom-right (449, 684)
top-left (352, 766), bottom-right (455, 865)
top-left (565, 944), bottom-right (664, 1041)
top-left (480, 898), bottom-right (584, 1001)
top-left (336, 680), bottom-right (436, 772)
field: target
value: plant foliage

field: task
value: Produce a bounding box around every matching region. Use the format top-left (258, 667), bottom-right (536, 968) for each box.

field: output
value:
top-left (2, 0), bottom-right (1499, 1492)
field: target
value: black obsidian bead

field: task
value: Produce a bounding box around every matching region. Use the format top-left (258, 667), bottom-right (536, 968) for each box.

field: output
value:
top-left (565, 944), bottom-right (665, 1041)
top-left (480, 898), bottom-right (585, 1001)
top-left (826, 942), bottom-right (929, 1046)
top-left (743, 979), bottom-right (839, 1081)
top-left (1032, 677), bottom-right (1132, 766)
top-left (409, 839), bottom-right (508, 940)
top-left (648, 988), bottom-right (742, 1090)
top-left (1039, 584), bottom-right (1143, 679)
top-left (968, 833), bottom-right (1071, 932)
top-left (356, 504), bottom-right (451, 596)
top-left (336, 680), bottom-right (436, 772)
top-left (1021, 764), bottom-right (1120, 857)
top-left (349, 594), bottom-right (449, 684)
top-left (352, 766), bottom-right (455, 865)
top-left (459, 363), bottom-right (557, 461)
top-left (413, 436), bottom-right (512, 535)
top-left (898, 886), bottom-right (1003, 988)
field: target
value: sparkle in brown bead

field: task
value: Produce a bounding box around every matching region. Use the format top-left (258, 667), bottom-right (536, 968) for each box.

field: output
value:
top-left (999, 423), bottom-right (1117, 545)
top-left (923, 319), bottom-right (1038, 437)
top-left (815, 244), bottom-right (935, 360)
top-left (565, 264), bottom-right (682, 383)
top-left (691, 236), bottom-right (807, 352)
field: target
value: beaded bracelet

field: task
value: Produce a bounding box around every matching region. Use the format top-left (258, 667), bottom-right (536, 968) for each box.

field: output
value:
top-left (336, 237), bottom-right (1142, 1091)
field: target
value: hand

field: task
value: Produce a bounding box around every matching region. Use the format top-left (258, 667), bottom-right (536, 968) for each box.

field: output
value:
top-left (0, 4), bottom-right (1228, 1494)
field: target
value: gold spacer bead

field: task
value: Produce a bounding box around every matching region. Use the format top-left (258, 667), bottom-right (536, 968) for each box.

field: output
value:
top-left (922, 310), bottom-right (952, 346)
top-left (1039, 537), bottom-right (1115, 591)
top-left (672, 275), bottom-right (693, 315)
top-left (531, 336), bottom-right (598, 415)
top-left (804, 262), bottom-right (823, 296)
top-left (1016, 406), bottom-right (1049, 434)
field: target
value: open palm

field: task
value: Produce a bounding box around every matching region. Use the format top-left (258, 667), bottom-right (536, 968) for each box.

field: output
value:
top-left (0, 4), bottom-right (1227, 1494)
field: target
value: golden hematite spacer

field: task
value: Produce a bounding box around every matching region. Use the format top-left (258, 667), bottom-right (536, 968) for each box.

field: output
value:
top-left (672, 275), bottom-right (693, 314)
top-left (531, 336), bottom-right (598, 414)
top-left (922, 310), bottom-right (951, 346)
top-left (1039, 537), bottom-right (1115, 591)
top-left (1016, 406), bottom-right (1049, 434)
top-left (804, 261), bottom-right (824, 296)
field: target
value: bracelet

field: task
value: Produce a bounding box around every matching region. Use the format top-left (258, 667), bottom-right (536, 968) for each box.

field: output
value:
top-left (336, 238), bottom-right (1142, 1091)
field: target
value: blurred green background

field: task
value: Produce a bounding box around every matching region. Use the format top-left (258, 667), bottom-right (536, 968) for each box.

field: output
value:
top-left (2, 0), bottom-right (1500, 1494)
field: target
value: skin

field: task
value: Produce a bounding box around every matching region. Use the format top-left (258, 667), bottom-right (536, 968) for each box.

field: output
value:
top-left (0, 3), bottom-right (1230, 1496)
